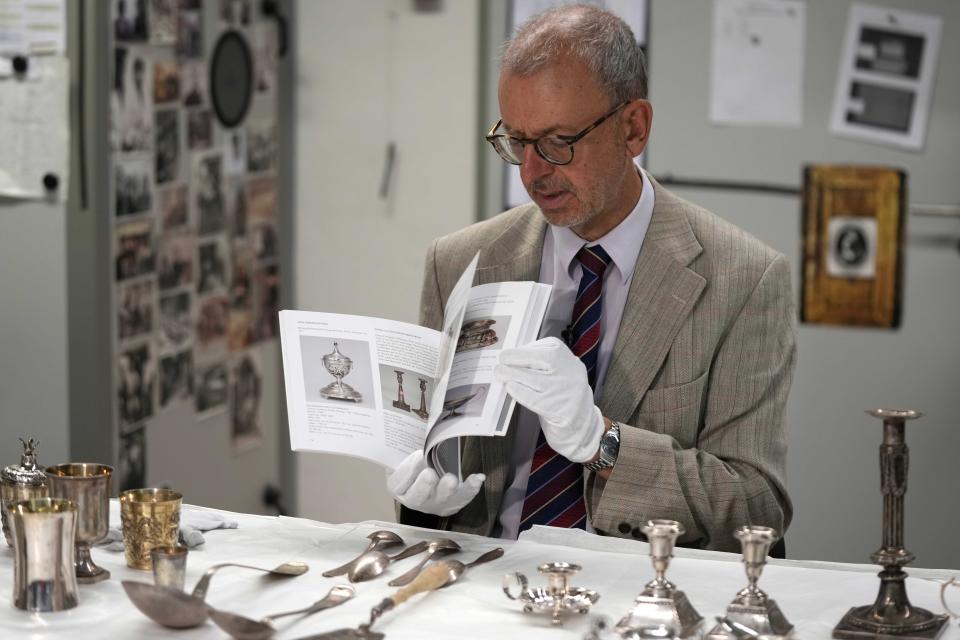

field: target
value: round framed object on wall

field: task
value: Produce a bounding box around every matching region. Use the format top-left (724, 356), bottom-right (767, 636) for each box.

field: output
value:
top-left (210, 30), bottom-right (254, 128)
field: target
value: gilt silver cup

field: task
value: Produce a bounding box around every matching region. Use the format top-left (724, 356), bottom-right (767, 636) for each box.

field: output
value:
top-left (45, 463), bottom-right (113, 583)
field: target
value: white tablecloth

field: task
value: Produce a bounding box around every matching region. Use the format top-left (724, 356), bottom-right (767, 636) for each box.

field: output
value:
top-left (0, 502), bottom-right (956, 638)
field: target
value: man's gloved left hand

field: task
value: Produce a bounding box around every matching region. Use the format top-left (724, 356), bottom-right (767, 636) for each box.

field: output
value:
top-left (495, 337), bottom-right (604, 463)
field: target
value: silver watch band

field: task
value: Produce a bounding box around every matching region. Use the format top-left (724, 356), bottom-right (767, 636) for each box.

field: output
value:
top-left (583, 421), bottom-right (620, 472)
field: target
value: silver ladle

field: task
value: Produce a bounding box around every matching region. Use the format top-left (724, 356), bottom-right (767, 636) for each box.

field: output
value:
top-left (387, 538), bottom-right (461, 587)
top-left (122, 560), bottom-right (309, 629)
top-left (347, 540), bottom-right (430, 583)
top-left (322, 531), bottom-right (404, 578)
top-left (209, 584), bottom-right (357, 640)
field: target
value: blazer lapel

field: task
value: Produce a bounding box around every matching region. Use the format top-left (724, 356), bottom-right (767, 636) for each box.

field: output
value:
top-left (599, 181), bottom-right (707, 421)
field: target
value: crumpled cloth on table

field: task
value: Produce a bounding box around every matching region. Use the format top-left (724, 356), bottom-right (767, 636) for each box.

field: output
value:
top-left (96, 509), bottom-right (239, 551)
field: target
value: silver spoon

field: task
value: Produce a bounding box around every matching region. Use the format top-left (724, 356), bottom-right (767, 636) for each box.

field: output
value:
top-left (347, 540), bottom-right (430, 583)
top-left (209, 584), bottom-right (356, 640)
top-left (387, 538), bottom-right (460, 587)
top-left (322, 531), bottom-right (404, 578)
top-left (436, 547), bottom-right (505, 588)
top-left (192, 560), bottom-right (309, 599)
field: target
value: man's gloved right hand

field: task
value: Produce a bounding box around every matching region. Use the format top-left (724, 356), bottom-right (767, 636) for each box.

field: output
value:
top-left (386, 450), bottom-right (485, 517)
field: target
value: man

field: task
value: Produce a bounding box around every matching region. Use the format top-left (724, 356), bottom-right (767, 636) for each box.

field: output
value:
top-left (387, 4), bottom-right (796, 552)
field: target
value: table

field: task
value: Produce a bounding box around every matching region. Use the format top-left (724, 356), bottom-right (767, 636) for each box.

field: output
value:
top-left (0, 502), bottom-right (956, 638)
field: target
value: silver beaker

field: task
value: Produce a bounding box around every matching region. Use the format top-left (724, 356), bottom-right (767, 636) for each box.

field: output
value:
top-left (8, 497), bottom-right (80, 612)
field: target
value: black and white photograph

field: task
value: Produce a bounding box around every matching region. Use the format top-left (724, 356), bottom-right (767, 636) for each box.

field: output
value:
top-left (117, 342), bottom-right (156, 426)
top-left (299, 336), bottom-right (375, 410)
top-left (177, 10), bottom-right (203, 58)
top-left (181, 60), bottom-right (207, 107)
top-left (158, 290), bottom-right (192, 351)
top-left (251, 222), bottom-right (277, 261)
top-left (149, 0), bottom-right (178, 44)
top-left (195, 294), bottom-right (230, 355)
top-left (224, 130), bottom-right (247, 176)
top-left (117, 426), bottom-right (147, 493)
top-left (113, 0), bottom-right (149, 42)
top-left (118, 278), bottom-right (155, 341)
top-left (153, 60), bottom-right (180, 103)
top-left (187, 109), bottom-right (213, 150)
top-left (246, 120), bottom-right (277, 173)
top-left (378, 364), bottom-right (433, 421)
top-left (829, 4), bottom-right (942, 150)
top-left (116, 219), bottom-right (156, 281)
top-left (194, 359), bottom-right (229, 417)
top-left (231, 351), bottom-right (263, 453)
top-left (195, 153), bottom-right (226, 234)
top-left (220, 0), bottom-right (251, 26)
top-left (252, 24), bottom-right (278, 94)
top-left (252, 264), bottom-right (279, 341)
top-left (115, 156), bottom-right (154, 217)
top-left (111, 48), bottom-right (153, 152)
top-left (225, 177), bottom-right (248, 237)
top-left (155, 108), bottom-right (180, 184)
top-left (438, 383), bottom-right (488, 423)
top-left (159, 349), bottom-right (193, 407)
top-left (160, 185), bottom-right (188, 230)
top-left (157, 230), bottom-right (194, 290)
top-left (197, 236), bottom-right (230, 294)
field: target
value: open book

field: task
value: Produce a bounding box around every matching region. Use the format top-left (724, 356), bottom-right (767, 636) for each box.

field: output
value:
top-left (279, 254), bottom-right (550, 476)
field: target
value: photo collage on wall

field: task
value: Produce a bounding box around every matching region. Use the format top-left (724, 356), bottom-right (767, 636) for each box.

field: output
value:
top-left (110, 0), bottom-right (279, 490)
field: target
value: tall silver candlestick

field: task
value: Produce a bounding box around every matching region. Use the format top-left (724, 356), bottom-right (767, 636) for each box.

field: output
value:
top-left (833, 409), bottom-right (948, 639)
top-left (615, 520), bottom-right (703, 638)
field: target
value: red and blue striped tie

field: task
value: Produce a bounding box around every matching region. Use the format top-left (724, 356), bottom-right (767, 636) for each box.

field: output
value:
top-left (519, 244), bottom-right (612, 532)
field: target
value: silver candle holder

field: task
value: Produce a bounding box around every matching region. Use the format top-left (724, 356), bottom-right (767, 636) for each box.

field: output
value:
top-left (503, 561), bottom-right (599, 626)
top-left (616, 520), bottom-right (703, 639)
top-left (706, 525), bottom-right (792, 639)
top-left (392, 370), bottom-right (411, 411)
top-left (833, 409), bottom-right (949, 639)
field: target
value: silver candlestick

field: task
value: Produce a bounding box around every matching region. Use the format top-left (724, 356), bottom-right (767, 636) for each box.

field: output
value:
top-left (413, 378), bottom-right (430, 420)
top-left (833, 409), bottom-right (948, 639)
top-left (706, 525), bottom-right (793, 639)
top-left (392, 370), bottom-right (410, 411)
top-left (616, 520), bottom-right (703, 639)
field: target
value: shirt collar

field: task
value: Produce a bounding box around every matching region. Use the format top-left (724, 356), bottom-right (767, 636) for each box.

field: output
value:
top-left (550, 165), bottom-right (656, 285)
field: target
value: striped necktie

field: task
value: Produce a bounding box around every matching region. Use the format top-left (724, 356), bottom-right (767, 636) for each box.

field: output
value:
top-left (519, 244), bottom-right (612, 532)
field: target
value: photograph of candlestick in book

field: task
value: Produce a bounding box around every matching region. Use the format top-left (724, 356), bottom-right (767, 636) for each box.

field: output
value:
top-left (378, 364), bottom-right (434, 421)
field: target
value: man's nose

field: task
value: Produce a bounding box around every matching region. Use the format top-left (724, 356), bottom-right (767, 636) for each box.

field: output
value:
top-left (519, 143), bottom-right (553, 185)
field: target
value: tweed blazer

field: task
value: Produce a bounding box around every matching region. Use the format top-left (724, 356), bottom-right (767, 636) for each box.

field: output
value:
top-left (405, 179), bottom-right (796, 552)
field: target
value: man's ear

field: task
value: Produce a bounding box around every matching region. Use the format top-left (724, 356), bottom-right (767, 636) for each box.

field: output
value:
top-left (622, 99), bottom-right (653, 158)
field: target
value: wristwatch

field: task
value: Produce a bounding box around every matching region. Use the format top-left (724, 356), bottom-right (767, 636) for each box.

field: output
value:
top-left (583, 421), bottom-right (621, 472)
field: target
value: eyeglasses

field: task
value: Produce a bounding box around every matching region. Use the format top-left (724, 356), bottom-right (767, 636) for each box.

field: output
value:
top-left (485, 101), bottom-right (629, 166)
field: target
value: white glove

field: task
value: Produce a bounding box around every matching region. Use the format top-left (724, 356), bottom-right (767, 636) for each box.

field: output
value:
top-left (386, 450), bottom-right (485, 517)
top-left (495, 337), bottom-right (604, 463)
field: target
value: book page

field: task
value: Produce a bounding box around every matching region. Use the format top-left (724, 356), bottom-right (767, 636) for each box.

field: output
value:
top-left (423, 281), bottom-right (551, 465)
top-left (280, 310), bottom-right (441, 469)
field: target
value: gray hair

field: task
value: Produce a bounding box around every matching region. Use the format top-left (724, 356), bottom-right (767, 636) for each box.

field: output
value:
top-left (501, 3), bottom-right (647, 103)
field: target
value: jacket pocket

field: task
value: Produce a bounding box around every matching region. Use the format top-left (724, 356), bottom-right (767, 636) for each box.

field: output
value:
top-left (631, 370), bottom-right (709, 447)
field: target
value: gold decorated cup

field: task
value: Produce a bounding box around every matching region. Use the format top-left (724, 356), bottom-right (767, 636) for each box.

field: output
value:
top-left (45, 463), bottom-right (113, 583)
top-left (120, 488), bottom-right (182, 571)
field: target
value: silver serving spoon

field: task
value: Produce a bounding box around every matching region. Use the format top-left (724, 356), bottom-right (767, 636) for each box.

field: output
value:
top-left (387, 538), bottom-right (460, 587)
top-left (435, 547), bottom-right (505, 588)
top-left (347, 540), bottom-right (430, 583)
top-left (193, 560), bottom-right (309, 599)
top-left (322, 531), bottom-right (404, 578)
top-left (209, 584), bottom-right (356, 640)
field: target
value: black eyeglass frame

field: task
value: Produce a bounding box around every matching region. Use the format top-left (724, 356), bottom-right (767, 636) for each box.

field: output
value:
top-left (485, 100), bottom-right (630, 166)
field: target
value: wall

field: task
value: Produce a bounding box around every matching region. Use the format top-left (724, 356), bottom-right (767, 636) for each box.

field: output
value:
top-left (643, 0), bottom-right (960, 569)
top-left (293, 1), bottom-right (481, 523)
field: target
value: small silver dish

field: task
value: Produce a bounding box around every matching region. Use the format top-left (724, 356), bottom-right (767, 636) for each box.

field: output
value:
top-left (503, 562), bottom-right (600, 626)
